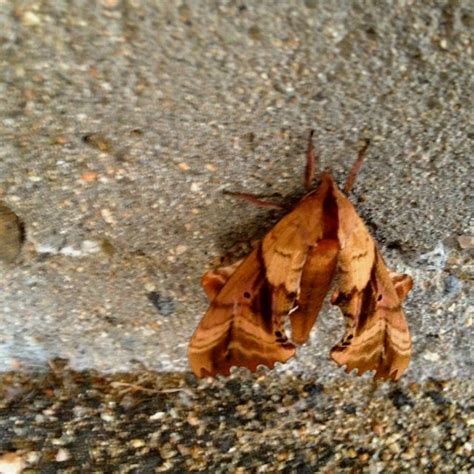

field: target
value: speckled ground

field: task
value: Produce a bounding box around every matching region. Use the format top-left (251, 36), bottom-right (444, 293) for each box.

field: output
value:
top-left (0, 365), bottom-right (472, 472)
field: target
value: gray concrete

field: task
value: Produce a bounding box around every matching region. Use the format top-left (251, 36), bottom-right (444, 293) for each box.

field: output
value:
top-left (0, 1), bottom-right (472, 379)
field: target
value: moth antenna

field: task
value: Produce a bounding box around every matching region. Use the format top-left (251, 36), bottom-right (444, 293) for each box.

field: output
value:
top-left (304, 130), bottom-right (317, 190)
top-left (343, 138), bottom-right (370, 194)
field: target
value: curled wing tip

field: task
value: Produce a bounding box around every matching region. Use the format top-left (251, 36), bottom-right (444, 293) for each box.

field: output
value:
top-left (390, 272), bottom-right (414, 301)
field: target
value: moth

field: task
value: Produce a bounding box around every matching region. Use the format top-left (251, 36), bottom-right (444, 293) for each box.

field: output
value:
top-left (189, 132), bottom-right (413, 381)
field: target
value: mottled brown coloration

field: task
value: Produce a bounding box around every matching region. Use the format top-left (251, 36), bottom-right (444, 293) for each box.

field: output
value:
top-left (189, 248), bottom-right (296, 378)
top-left (189, 134), bottom-right (412, 381)
top-left (329, 184), bottom-right (413, 380)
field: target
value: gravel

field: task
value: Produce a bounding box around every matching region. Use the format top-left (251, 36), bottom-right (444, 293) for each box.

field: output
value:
top-left (0, 0), bottom-right (472, 379)
top-left (1, 364), bottom-right (472, 472)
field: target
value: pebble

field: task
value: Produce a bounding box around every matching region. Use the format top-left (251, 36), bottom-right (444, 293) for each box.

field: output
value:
top-left (25, 452), bottom-right (40, 464)
top-left (175, 244), bottom-right (187, 255)
top-left (100, 413), bottom-right (114, 422)
top-left (22, 11), bottom-right (41, 26)
top-left (388, 442), bottom-right (401, 454)
top-left (150, 411), bottom-right (166, 421)
top-left (82, 133), bottom-right (112, 153)
top-left (101, 208), bottom-right (116, 225)
top-left (147, 292), bottom-right (176, 316)
top-left (55, 448), bottom-right (71, 462)
top-left (423, 351), bottom-right (440, 362)
top-left (458, 235), bottom-right (474, 249)
top-left (144, 282), bottom-right (156, 292)
top-left (80, 171), bottom-right (99, 182)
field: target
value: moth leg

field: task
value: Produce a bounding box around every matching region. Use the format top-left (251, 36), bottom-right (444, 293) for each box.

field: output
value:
top-left (343, 139), bottom-right (370, 194)
top-left (304, 129), bottom-right (317, 190)
top-left (223, 191), bottom-right (283, 210)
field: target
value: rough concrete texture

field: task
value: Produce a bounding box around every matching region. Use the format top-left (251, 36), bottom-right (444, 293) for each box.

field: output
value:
top-left (0, 1), bottom-right (472, 379)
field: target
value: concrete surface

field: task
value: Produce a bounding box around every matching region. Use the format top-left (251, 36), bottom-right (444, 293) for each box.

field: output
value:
top-left (0, 1), bottom-right (472, 380)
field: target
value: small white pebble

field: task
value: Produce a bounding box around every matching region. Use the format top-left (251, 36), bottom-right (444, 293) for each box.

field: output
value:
top-left (130, 439), bottom-right (146, 448)
top-left (175, 245), bottom-right (187, 255)
top-left (81, 240), bottom-right (100, 254)
top-left (22, 11), bottom-right (41, 26)
top-left (60, 246), bottom-right (83, 258)
top-left (101, 208), bottom-right (115, 224)
top-left (26, 451), bottom-right (40, 465)
top-left (150, 411), bottom-right (166, 421)
top-left (55, 449), bottom-right (71, 462)
top-left (144, 282), bottom-right (156, 292)
top-left (100, 413), bottom-right (114, 422)
top-left (423, 351), bottom-right (440, 362)
top-left (388, 442), bottom-right (401, 454)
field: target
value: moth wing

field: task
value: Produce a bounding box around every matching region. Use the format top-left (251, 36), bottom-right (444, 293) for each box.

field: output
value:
top-left (188, 248), bottom-right (296, 378)
top-left (289, 238), bottom-right (339, 344)
top-left (330, 187), bottom-right (412, 381)
top-left (262, 175), bottom-right (336, 330)
top-left (201, 259), bottom-right (243, 301)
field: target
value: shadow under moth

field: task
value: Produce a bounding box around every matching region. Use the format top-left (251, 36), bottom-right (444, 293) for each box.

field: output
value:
top-left (189, 132), bottom-right (413, 381)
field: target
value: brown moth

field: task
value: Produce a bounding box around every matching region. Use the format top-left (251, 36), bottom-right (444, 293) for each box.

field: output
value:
top-left (189, 132), bottom-right (413, 381)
